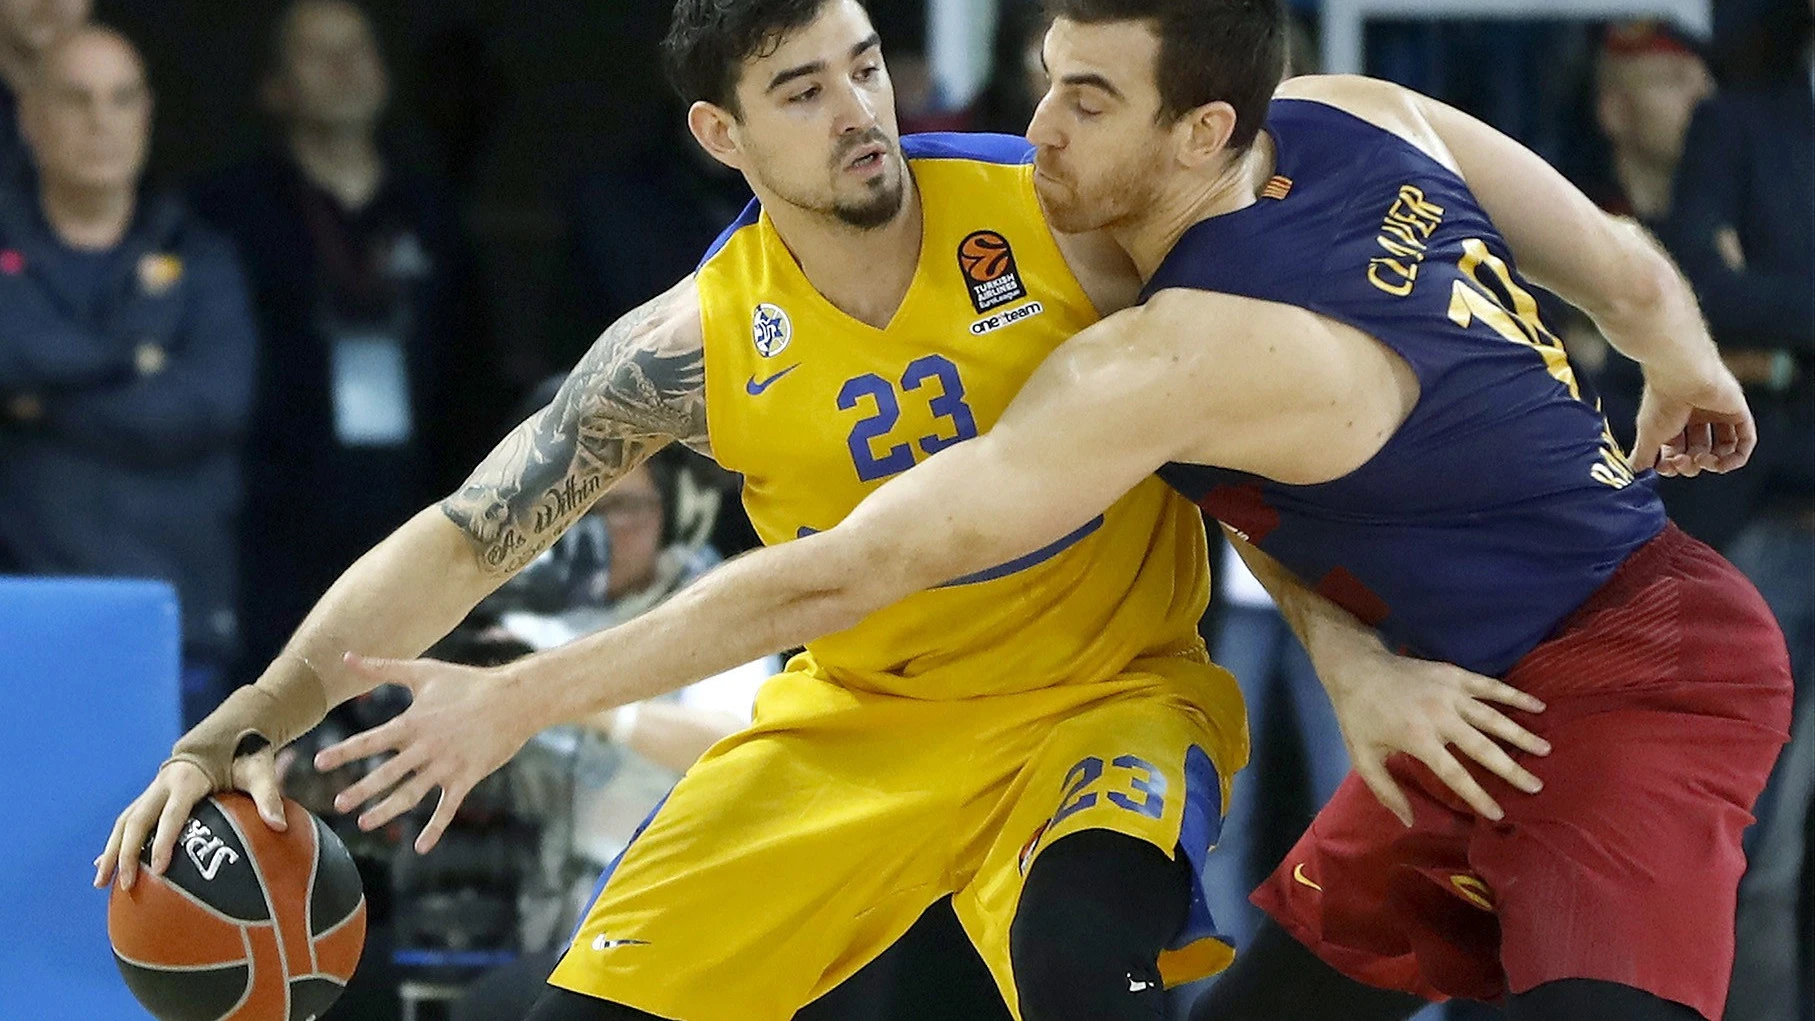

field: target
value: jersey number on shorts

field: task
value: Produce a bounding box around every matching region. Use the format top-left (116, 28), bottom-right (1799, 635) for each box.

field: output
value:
top-left (1051, 755), bottom-right (1168, 826)
top-left (838, 355), bottom-right (980, 482)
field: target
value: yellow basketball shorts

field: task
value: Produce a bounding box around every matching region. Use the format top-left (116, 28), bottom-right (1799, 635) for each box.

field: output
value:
top-left (550, 654), bottom-right (1249, 1021)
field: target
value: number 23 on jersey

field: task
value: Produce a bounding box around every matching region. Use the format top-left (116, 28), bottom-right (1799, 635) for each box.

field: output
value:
top-left (838, 354), bottom-right (980, 483)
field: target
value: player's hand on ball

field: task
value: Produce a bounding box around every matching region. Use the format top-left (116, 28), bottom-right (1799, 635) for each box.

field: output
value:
top-left (314, 652), bottom-right (533, 854)
top-left (95, 748), bottom-right (285, 891)
top-left (1326, 647), bottom-right (1549, 826)
top-left (1631, 358), bottom-right (1755, 478)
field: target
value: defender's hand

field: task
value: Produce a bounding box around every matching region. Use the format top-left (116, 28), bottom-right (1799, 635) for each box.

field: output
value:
top-left (314, 654), bottom-right (533, 854)
top-left (1326, 646), bottom-right (1549, 826)
top-left (95, 750), bottom-right (285, 891)
top-left (1632, 360), bottom-right (1755, 478)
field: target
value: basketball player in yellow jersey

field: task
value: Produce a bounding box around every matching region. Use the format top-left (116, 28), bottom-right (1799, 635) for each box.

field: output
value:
top-left (98, 2), bottom-right (1409, 1018)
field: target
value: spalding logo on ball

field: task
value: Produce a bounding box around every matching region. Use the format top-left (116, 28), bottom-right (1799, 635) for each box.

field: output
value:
top-left (109, 795), bottom-right (366, 1021)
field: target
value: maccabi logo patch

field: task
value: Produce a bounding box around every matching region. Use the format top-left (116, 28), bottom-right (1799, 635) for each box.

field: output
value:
top-left (753, 303), bottom-right (792, 357)
top-left (957, 230), bottom-right (1028, 314)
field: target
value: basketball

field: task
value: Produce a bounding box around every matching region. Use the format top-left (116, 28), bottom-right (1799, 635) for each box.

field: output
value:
top-left (959, 231), bottom-right (1013, 282)
top-left (108, 795), bottom-right (366, 1021)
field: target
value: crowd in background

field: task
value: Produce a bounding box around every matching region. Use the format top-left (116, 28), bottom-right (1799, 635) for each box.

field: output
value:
top-left (0, 0), bottom-right (1806, 1018)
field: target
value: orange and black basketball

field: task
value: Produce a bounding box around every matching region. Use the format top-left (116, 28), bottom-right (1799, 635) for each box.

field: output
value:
top-left (108, 794), bottom-right (366, 1021)
top-left (958, 230), bottom-right (1013, 282)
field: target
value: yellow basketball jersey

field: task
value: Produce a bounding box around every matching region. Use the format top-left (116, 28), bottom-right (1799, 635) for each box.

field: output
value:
top-left (697, 134), bottom-right (1210, 700)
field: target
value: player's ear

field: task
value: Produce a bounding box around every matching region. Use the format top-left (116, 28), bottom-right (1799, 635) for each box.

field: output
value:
top-left (687, 100), bottom-right (745, 171)
top-left (1176, 100), bottom-right (1237, 169)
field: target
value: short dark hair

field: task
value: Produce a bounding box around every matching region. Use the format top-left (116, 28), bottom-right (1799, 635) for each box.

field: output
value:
top-left (663, 0), bottom-right (857, 116)
top-left (1046, 0), bottom-right (1285, 150)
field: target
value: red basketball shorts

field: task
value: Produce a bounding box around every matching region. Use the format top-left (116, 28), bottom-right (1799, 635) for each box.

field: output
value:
top-left (1253, 522), bottom-right (1794, 1020)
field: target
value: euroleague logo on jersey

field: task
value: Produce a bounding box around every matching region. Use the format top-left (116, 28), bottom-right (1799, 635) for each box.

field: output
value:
top-left (957, 230), bottom-right (1028, 314)
top-left (752, 303), bottom-right (792, 357)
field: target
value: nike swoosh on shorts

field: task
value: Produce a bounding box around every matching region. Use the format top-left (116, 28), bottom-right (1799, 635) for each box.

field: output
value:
top-left (1292, 862), bottom-right (1324, 892)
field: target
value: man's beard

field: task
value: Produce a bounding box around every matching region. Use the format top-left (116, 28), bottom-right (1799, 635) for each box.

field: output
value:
top-left (1036, 153), bottom-right (1160, 235)
top-left (831, 170), bottom-right (906, 230)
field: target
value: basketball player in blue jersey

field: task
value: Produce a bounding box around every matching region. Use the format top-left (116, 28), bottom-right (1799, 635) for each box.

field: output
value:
top-left (282, 2), bottom-right (1796, 1020)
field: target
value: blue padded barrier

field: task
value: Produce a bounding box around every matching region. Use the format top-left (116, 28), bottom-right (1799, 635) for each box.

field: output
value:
top-left (0, 577), bottom-right (179, 1019)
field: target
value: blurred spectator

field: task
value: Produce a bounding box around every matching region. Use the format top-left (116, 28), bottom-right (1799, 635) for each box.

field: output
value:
top-left (1197, 544), bottom-right (1348, 949)
top-left (1589, 21), bottom-right (1712, 227)
top-left (1572, 22), bottom-right (1712, 433)
top-left (1662, 5), bottom-right (1814, 1018)
top-left (190, 0), bottom-right (499, 679)
top-left (0, 26), bottom-right (256, 724)
top-left (0, 0), bottom-right (89, 177)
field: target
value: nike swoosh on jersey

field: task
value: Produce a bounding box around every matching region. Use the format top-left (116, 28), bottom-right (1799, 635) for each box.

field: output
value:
top-left (1292, 862), bottom-right (1324, 892)
top-left (746, 363), bottom-right (801, 396)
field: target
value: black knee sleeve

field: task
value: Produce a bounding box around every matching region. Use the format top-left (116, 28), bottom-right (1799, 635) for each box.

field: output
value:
top-left (1009, 829), bottom-right (1192, 1021)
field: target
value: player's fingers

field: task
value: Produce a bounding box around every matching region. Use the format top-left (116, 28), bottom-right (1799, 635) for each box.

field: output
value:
top-left (1653, 430), bottom-right (1689, 476)
top-left (1353, 753), bottom-right (1414, 828)
top-left (1709, 421), bottom-right (1740, 458)
top-left (1461, 673), bottom-right (1545, 715)
top-left (236, 751), bottom-right (288, 831)
top-left (1708, 451), bottom-right (1746, 473)
top-left (1418, 743), bottom-right (1503, 822)
top-left (1700, 422), bottom-right (1738, 472)
top-left (1459, 699), bottom-right (1550, 757)
top-left (332, 747), bottom-right (423, 815)
top-left (1733, 414), bottom-right (1758, 465)
top-left (414, 780), bottom-right (473, 855)
top-left (1710, 417), bottom-right (1757, 472)
top-left (115, 797), bottom-right (160, 890)
top-left (1629, 418), bottom-right (1669, 472)
top-left (316, 716), bottom-right (409, 772)
top-left (96, 803), bottom-right (135, 887)
top-left (1692, 433), bottom-right (1727, 470)
top-left (358, 769), bottom-right (438, 833)
top-left (148, 789), bottom-right (197, 877)
top-left (1682, 421), bottom-right (1713, 460)
top-left (1448, 720), bottom-right (1542, 795)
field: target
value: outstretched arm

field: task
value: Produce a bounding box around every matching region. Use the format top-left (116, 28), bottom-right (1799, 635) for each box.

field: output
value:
top-left (317, 303), bottom-right (1218, 847)
top-left (98, 277), bottom-right (707, 888)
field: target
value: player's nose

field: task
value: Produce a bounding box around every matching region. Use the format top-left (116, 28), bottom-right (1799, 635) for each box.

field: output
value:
top-left (832, 81), bottom-right (881, 136)
top-left (1026, 92), bottom-right (1063, 148)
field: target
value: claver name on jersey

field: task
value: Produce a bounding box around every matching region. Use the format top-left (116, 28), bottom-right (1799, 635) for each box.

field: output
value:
top-left (181, 819), bottom-right (240, 880)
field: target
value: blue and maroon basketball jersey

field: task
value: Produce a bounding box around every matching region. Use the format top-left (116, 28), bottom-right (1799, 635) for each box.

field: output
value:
top-left (1148, 99), bottom-right (1667, 676)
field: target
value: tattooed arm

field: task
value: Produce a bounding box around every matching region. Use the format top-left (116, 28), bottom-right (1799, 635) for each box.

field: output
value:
top-left (94, 281), bottom-right (707, 887)
top-left (442, 278), bottom-right (708, 574)
top-left (271, 277), bottom-right (707, 705)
